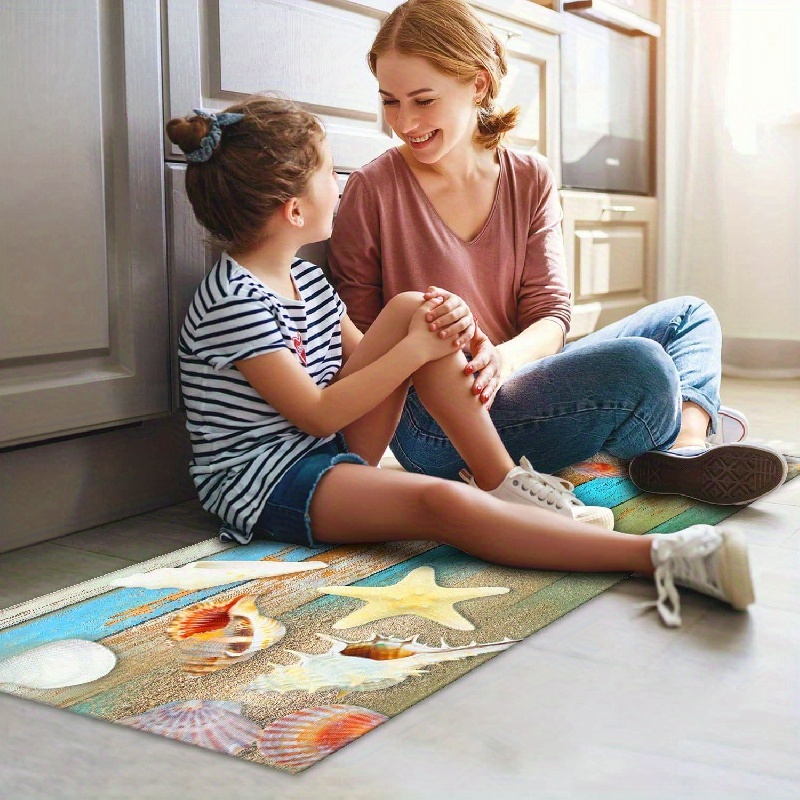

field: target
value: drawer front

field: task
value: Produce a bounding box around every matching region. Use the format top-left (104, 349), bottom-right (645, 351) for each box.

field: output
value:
top-left (561, 190), bottom-right (657, 337)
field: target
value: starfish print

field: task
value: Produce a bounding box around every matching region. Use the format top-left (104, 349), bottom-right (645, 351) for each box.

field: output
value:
top-left (318, 566), bottom-right (509, 631)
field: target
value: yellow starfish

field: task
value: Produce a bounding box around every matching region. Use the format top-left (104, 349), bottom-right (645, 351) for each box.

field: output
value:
top-left (318, 566), bottom-right (509, 631)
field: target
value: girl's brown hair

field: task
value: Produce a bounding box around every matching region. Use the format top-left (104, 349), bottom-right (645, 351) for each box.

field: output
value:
top-left (368, 0), bottom-right (519, 149)
top-left (166, 95), bottom-right (323, 253)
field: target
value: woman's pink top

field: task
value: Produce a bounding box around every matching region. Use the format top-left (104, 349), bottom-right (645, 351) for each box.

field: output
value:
top-left (327, 147), bottom-right (571, 346)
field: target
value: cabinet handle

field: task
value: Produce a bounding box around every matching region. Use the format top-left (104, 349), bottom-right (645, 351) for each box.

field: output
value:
top-left (602, 205), bottom-right (636, 213)
top-left (488, 23), bottom-right (520, 41)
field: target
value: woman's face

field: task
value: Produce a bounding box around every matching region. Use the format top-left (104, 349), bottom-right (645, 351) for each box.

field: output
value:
top-left (375, 51), bottom-right (487, 164)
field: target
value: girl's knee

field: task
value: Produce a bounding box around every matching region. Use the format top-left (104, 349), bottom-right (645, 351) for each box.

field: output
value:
top-left (417, 478), bottom-right (474, 524)
top-left (383, 291), bottom-right (426, 322)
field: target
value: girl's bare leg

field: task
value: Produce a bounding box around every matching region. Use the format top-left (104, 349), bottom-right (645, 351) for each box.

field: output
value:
top-left (337, 294), bottom-right (422, 465)
top-left (341, 293), bottom-right (513, 486)
top-left (410, 353), bottom-right (514, 490)
top-left (310, 463), bottom-right (653, 573)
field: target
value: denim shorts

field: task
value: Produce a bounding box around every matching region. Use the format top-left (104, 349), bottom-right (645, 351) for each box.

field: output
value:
top-left (250, 433), bottom-right (367, 548)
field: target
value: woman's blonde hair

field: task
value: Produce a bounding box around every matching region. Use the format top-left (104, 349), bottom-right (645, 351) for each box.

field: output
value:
top-left (166, 95), bottom-right (323, 253)
top-left (368, 0), bottom-right (519, 149)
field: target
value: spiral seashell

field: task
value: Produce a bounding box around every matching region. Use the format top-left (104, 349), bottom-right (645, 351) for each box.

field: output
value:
top-left (256, 704), bottom-right (388, 771)
top-left (167, 595), bottom-right (285, 676)
top-left (246, 634), bottom-right (519, 694)
top-left (338, 633), bottom-right (438, 660)
top-left (117, 700), bottom-right (261, 755)
top-left (0, 639), bottom-right (116, 690)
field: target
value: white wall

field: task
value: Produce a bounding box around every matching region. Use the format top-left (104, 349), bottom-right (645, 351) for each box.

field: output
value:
top-left (661, 0), bottom-right (800, 375)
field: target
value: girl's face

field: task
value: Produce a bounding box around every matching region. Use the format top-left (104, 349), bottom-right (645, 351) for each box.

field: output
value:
top-left (375, 51), bottom-right (487, 164)
top-left (300, 136), bottom-right (339, 243)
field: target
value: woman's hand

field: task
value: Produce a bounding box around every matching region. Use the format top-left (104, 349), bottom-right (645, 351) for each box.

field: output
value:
top-left (408, 299), bottom-right (461, 363)
top-left (422, 286), bottom-right (476, 351)
top-left (465, 325), bottom-right (505, 408)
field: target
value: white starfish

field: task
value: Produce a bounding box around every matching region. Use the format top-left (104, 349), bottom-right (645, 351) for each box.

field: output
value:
top-left (317, 566), bottom-right (509, 631)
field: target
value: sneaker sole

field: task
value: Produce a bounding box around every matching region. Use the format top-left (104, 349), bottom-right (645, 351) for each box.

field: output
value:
top-left (628, 443), bottom-right (788, 505)
top-left (717, 529), bottom-right (755, 609)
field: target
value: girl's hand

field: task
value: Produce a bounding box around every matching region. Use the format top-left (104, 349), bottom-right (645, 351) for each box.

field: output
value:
top-left (408, 299), bottom-right (461, 362)
top-left (465, 325), bottom-right (505, 408)
top-left (422, 286), bottom-right (476, 351)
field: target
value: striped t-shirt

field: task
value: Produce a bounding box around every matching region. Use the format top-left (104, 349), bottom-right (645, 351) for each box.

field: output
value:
top-left (179, 253), bottom-right (346, 540)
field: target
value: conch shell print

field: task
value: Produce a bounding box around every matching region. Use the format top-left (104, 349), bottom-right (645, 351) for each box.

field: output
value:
top-left (246, 633), bottom-right (519, 694)
top-left (166, 595), bottom-right (285, 676)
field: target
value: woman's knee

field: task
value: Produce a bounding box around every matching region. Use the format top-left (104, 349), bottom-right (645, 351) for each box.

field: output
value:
top-left (614, 337), bottom-right (680, 400)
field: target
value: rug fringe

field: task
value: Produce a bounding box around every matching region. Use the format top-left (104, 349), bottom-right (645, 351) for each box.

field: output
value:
top-left (0, 537), bottom-right (235, 630)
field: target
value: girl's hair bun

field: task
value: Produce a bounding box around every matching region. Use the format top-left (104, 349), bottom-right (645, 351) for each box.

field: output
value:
top-left (166, 115), bottom-right (211, 155)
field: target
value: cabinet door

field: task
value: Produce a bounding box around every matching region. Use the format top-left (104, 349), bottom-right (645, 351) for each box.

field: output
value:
top-left (0, 0), bottom-right (169, 447)
top-left (165, 0), bottom-right (404, 173)
top-left (472, 1), bottom-right (562, 179)
top-left (560, 190), bottom-right (657, 338)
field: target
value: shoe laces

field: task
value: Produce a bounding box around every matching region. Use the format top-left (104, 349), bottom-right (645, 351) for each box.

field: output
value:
top-left (639, 527), bottom-right (722, 628)
top-left (512, 457), bottom-right (585, 510)
top-left (459, 458), bottom-right (585, 510)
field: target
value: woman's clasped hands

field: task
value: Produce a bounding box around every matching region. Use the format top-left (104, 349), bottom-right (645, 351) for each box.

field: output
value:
top-left (422, 286), bottom-right (505, 408)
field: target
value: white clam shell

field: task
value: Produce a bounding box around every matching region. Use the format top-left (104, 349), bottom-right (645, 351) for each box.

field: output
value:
top-left (0, 639), bottom-right (117, 689)
top-left (109, 560), bottom-right (327, 590)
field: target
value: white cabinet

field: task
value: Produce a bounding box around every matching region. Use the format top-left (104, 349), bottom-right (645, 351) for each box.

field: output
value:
top-left (560, 190), bottom-right (657, 338)
top-left (164, 0), bottom-right (404, 173)
top-left (0, 0), bottom-right (169, 447)
top-left (164, 0), bottom-right (563, 172)
top-left (472, 0), bottom-right (563, 178)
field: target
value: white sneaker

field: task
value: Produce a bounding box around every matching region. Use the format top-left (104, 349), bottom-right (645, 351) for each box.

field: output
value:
top-left (645, 524), bottom-right (755, 627)
top-left (460, 457), bottom-right (615, 530)
top-left (708, 405), bottom-right (749, 444)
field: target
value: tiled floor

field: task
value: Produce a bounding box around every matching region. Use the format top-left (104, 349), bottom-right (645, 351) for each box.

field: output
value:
top-left (1, 377), bottom-right (798, 798)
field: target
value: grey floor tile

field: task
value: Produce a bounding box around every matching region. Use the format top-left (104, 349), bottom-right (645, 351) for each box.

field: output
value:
top-left (0, 543), bottom-right (133, 608)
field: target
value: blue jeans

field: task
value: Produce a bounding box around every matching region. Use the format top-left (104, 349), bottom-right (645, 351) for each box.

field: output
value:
top-left (390, 296), bottom-right (722, 478)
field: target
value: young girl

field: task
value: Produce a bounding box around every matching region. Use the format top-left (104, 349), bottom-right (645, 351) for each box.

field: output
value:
top-left (167, 95), bottom-right (754, 629)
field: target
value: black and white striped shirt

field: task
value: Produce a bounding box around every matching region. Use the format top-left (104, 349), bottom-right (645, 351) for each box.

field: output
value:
top-left (179, 253), bottom-right (345, 538)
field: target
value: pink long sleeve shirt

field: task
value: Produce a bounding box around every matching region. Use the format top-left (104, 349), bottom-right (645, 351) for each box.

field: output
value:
top-left (327, 147), bottom-right (572, 346)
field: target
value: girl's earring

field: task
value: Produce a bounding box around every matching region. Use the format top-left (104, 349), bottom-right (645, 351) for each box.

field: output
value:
top-left (475, 97), bottom-right (482, 106)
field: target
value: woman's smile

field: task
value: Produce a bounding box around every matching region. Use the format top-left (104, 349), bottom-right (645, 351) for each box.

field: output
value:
top-left (407, 130), bottom-right (439, 148)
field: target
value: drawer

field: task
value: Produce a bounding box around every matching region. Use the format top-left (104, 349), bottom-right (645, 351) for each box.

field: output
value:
top-left (560, 190), bottom-right (657, 337)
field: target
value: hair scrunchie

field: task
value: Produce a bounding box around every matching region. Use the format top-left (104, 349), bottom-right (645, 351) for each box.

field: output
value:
top-left (185, 109), bottom-right (245, 163)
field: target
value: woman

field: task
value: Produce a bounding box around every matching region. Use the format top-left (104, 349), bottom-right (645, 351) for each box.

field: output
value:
top-left (327, 0), bottom-right (787, 506)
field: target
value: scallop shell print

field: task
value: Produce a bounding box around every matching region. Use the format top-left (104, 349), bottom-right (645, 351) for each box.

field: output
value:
top-left (116, 700), bottom-right (261, 755)
top-left (246, 633), bottom-right (519, 694)
top-left (167, 595), bottom-right (285, 676)
top-left (257, 704), bottom-right (388, 771)
top-left (0, 639), bottom-right (116, 690)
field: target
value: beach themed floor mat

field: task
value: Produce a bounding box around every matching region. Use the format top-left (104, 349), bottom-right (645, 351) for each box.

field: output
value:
top-left (1, 454), bottom-right (797, 773)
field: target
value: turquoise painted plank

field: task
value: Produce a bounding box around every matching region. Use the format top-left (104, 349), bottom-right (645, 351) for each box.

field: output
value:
top-left (0, 543), bottom-right (334, 660)
top-left (573, 477), bottom-right (640, 508)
